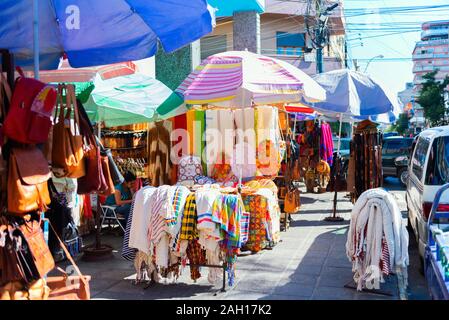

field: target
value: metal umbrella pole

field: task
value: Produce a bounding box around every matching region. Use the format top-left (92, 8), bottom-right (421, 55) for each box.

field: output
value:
top-left (33, 0), bottom-right (40, 79)
top-left (82, 121), bottom-right (114, 261)
top-left (325, 112), bottom-right (344, 222)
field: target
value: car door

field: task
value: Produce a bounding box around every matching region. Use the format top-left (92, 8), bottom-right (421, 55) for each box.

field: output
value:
top-left (408, 136), bottom-right (430, 235)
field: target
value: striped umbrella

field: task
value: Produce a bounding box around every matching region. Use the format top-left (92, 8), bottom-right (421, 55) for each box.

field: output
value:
top-left (157, 50), bottom-right (326, 115)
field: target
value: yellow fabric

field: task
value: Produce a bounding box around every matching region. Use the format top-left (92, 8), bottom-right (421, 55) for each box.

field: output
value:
top-left (186, 109), bottom-right (195, 155)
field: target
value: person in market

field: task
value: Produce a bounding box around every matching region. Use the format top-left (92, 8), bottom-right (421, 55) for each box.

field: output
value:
top-left (105, 171), bottom-right (137, 229)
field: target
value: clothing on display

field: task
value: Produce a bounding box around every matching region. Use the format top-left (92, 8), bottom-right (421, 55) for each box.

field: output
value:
top-left (123, 182), bottom-right (280, 286)
top-left (148, 121), bottom-right (173, 186)
top-left (320, 122), bottom-right (334, 166)
top-left (348, 120), bottom-right (383, 201)
top-left (346, 188), bottom-right (409, 293)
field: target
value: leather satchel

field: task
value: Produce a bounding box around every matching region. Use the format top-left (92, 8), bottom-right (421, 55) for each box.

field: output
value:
top-left (7, 147), bottom-right (51, 215)
top-left (284, 187), bottom-right (301, 214)
top-left (52, 84), bottom-right (85, 179)
top-left (19, 219), bottom-right (55, 278)
top-left (77, 100), bottom-right (105, 194)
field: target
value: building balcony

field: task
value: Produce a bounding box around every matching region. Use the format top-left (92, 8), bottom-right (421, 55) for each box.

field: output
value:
top-left (421, 28), bottom-right (449, 41)
top-left (413, 53), bottom-right (449, 60)
top-left (415, 39), bottom-right (449, 47)
top-left (412, 53), bottom-right (435, 59)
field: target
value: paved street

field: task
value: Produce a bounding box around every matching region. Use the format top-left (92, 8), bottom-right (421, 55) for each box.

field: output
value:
top-left (63, 177), bottom-right (430, 300)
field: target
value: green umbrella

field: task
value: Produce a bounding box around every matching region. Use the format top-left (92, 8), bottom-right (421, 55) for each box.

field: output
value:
top-left (83, 72), bottom-right (185, 127)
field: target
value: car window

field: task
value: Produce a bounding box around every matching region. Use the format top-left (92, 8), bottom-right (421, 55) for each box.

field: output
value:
top-left (412, 136), bottom-right (430, 181)
top-left (383, 139), bottom-right (410, 155)
top-left (425, 136), bottom-right (449, 185)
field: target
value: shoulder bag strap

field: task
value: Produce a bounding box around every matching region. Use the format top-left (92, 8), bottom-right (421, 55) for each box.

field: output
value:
top-left (44, 218), bottom-right (88, 288)
top-left (67, 84), bottom-right (81, 136)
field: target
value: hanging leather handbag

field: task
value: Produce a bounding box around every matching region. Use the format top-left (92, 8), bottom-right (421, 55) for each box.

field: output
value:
top-left (76, 100), bottom-right (106, 194)
top-left (2, 67), bottom-right (57, 144)
top-left (7, 147), bottom-right (51, 215)
top-left (52, 84), bottom-right (85, 179)
top-left (19, 218), bottom-right (55, 278)
top-left (46, 219), bottom-right (91, 300)
top-left (284, 187), bottom-right (300, 214)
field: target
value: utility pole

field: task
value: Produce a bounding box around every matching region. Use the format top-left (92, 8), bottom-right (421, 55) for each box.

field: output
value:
top-left (315, 0), bottom-right (339, 74)
top-left (344, 39), bottom-right (348, 68)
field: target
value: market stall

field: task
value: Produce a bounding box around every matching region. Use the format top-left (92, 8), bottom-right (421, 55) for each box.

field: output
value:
top-left (0, 0), bottom-right (215, 300)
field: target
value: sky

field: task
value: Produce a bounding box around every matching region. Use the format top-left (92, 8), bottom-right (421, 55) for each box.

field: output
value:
top-left (344, 0), bottom-right (449, 96)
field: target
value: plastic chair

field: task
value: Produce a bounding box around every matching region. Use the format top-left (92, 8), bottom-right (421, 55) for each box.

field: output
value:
top-left (98, 195), bottom-right (126, 233)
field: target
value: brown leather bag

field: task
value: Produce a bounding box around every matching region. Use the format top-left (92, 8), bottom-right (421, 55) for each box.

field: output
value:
top-left (19, 219), bottom-right (55, 278)
top-left (77, 100), bottom-right (106, 194)
top-left (46, 220), bottom-right (90, 300)
top-left (52, 84), bottom-right (85, 179)
top-left (284, 188), bottom-right (300, 214)
top-left (7, 147), bottom-right (51, 215)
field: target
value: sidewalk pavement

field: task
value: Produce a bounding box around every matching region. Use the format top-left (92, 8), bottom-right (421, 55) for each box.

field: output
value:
top-left (60, 183), bottom-right (428, 300)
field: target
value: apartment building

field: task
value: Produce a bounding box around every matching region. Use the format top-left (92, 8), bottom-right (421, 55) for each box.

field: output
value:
top-left (411, 20), bottom-right (449, 129)
top-left (201, 0), bottom-right (346, 76)
top-left (412, 20), bottom-right (449, 87)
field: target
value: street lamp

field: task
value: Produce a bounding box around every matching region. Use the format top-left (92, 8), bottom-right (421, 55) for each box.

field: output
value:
top-left (364, 54), bottom-right (384, 72)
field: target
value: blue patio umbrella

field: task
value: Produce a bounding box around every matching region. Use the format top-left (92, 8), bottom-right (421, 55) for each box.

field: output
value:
top-left (0, 0), bottom-right (215, 73)
top-left (312, 69), bottom-right (398, 118)
top-left (312, 69), bottom-right (401, 152)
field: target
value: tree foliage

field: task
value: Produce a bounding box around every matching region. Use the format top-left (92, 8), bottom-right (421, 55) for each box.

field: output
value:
top-left (417, 70), bottom-right (449, 127)
top-left (394, 113), bottom-right (410, 135)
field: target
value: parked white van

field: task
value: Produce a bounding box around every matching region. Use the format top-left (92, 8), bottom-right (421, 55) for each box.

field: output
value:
top-left (406, 126), bottom-right (449, 260)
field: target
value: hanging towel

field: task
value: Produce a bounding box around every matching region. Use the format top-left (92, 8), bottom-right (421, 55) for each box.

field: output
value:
top-left (127, 186), bottom-right (157, 255)
top-left (172, 113), bottom-right (188, 180)
top-left (187, 109), bottom-right (206, 160)
top-left (234, 108), bottom-right (257, 178)
top-left (148, 121), bottom-right (172, 187)
top-left (255, 106), bottom-right (277, 146)
top-left (180, 193), bottom-right (198, 241)
top-left (205, 109), bottom-right (235, 176)
top-left (320, 122), bottom-right (334, 166)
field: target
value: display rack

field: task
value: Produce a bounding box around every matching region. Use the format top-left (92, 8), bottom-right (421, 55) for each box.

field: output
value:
top-left (101, 124), bottom-right (149, 179)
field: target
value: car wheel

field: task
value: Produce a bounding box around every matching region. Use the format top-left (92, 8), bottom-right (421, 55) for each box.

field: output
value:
top-left (398, 167), bottom-right (408, 186)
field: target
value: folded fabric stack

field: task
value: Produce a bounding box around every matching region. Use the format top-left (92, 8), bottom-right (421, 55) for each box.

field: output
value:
top-left (346, 188), bottom-right (409, 293)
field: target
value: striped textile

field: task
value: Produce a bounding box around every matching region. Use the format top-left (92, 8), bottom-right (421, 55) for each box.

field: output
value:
top-left (180, 193), bottom-right (197, 241)
top-left (121, 194), bottom-right (137, 261)
top-left (147, 185), bottom-right (171, 246)
top-left (381, 236), bottom-right (391, 275)
top-left (166, 186), bottom-right (189, 227)
top-left (175, 51), bottom-right (303, 106)
top-left (240, 209), bottom-right (250, 246)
